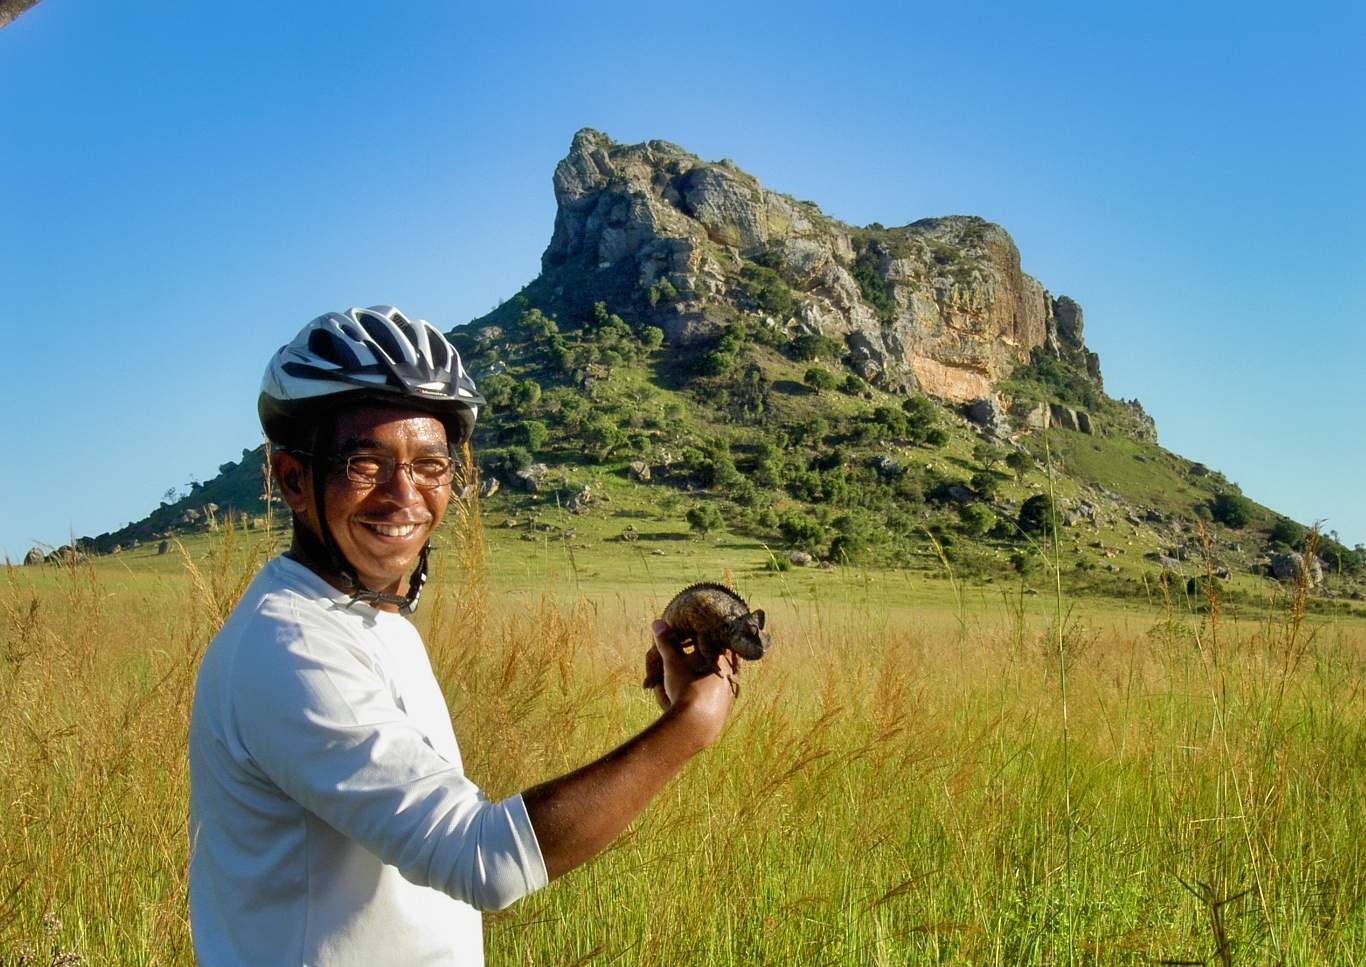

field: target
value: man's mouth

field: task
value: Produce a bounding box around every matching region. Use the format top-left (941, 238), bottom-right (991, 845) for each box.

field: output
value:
top-left (358, 521), bottom-right (426, 539)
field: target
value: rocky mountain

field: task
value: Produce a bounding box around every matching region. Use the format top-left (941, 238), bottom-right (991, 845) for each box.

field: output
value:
top-left (535, 128), bottom-right (1098, 405)
top-left (47, 130), bottom-right (1363, 603)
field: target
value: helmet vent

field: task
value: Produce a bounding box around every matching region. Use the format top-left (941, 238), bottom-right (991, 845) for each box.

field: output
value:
top-left (308, 327), bottom-right (360, 367)
top-left (355, 311), bottom-right (408, 367)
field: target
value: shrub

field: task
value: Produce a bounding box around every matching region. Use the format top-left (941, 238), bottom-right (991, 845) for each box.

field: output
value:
top-left (511, 378), bottom-right (542, 411)
top-left (969, 471), bottom-right (1000, 499)
top-left (504, 420), bottom-right (549, 451)
top-left (779, 510), bottom-right (824, 548)
top-left (639, 326), bottom-right (665, 351)
top-left (738, 263), bottom-right (794, 318)
top-left (1005, 449), bottom-right (1033, 483)
top-left (958, 503), bottom-right (996, 537)
top-left (686, 503), bottom-right (725, 535)
top-left (1210, 491), bottom-right (1253, 529)
top-left (973, 441), bottom-right (1007, 471)
top-left (804, 367), bottom-right (837, 393)
top-left (1267, 517), bottom-right (1305, 548)
top-left (1018, 494), bottom-right (1055, 535)
top-left (841, 374), bottom-right (867, 395)
top-left (647, 277), bottom-right (678, 306)
top-left (790, 333), bottom-right (843, 362)
top-left (923, 427), bottom-right (949, 448)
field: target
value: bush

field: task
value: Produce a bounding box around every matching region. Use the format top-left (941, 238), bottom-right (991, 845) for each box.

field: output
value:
top-left (1005, 449), bottom-right (1033, 483)
top-left (958, 503), bottom-right (996, 537)
top-left (973, 441), bottom-right (1007, 471)
top-left (779, 510), bottom-right (824, 548)
top-left (1018, 494), bottom-right (1055, 535)
top-left (686, 503), bottom-right (725, 535)
top-left (969, 471), bottom-right (1000, 499)
top-left (1210, 491), bottom-right (1253, 529)
top-left (1267, 517), bottom-right (1306, 549)
top-left (923, 427), bottom-right (949, 448)
top-left (841, 374), bottom-right (867, 395)
top-left (639, 326), bottom-right (665, 351)
top-left (504, 420), bottom-right (549, 451)
top-left (738, 263), bottom-right (794, 318)
top-left (480, 447), bottom-right (532, 475)
top-left (790, 333), bottom-right (843, 362)
top-left (804, 367), bottom-right (837, 392)
top-left (647, 278), bottom-right (678, 307)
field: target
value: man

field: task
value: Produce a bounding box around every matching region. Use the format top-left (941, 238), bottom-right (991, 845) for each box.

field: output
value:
top-left (188, 306), bottom-right (739, 965)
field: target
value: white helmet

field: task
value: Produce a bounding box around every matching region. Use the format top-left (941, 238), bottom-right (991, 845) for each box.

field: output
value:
top-left (258, 305), bottom-right (483, 450)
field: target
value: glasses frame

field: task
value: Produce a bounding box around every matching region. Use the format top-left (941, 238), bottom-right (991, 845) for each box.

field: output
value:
top-left (289, 449), bottom-right (461, 491)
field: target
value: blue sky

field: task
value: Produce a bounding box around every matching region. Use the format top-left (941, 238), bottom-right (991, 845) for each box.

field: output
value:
top-left (2, 0), bottom-right (1363, 557)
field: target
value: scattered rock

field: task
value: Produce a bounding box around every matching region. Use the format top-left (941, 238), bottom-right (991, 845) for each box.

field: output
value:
top-left (1270, 551), bottom-right (1323, 587)
top-left (479, 475), bottom-right (501, 498)
top-left (628, 460), bottom-right (652, 482)
top-left (514, 463), bottom-right (551, 492)
top-left (650, 548), bottom-right (666, 556)
top-left (787, 550), bottom-right (814, 566)
top-left (947, 485), bottom-right (976, 505)
top-left (23, 547), bottom-right (43, 566)
top-left (620, 525), bottom-right (639, 542)
top-left (158, 540), bottom-right (170, 555)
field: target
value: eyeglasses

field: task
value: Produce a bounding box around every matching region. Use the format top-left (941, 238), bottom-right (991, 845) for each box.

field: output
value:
top-left (292, 450), bottom-right (460, 490)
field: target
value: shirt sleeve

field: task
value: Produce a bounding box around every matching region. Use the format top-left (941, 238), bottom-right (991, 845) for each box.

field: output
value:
top-left (231, 611), bottom-right (547, 912)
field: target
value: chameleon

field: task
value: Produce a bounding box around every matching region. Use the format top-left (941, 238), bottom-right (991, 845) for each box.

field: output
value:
top-left (643, 582), bottom-right (770, 692)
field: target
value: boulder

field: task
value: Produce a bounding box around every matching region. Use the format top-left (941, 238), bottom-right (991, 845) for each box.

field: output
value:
top-left (963, 397), bottom-right (1011, 434)
top-left (158, 540), bottom-right (170, 555)
top-left (479, 476), bottom-right (501, 498)
top-left (620, 525), bottom-right (639, 542)
top-left (567, 485), bottom-right (594, 513)
top-left (23, 547), bottom-right (43, 566)
top-left (946, 484), bottom-right (976, 505)
top-left (873, 454), bottom-right (904, 477)
top-left (628, 460), bottom-right (652, 482)
top-left (787, 550), bottom-right (814, 566)
top-left (1270, 551), bottom-right (1323, 587)
top-left (514, 464), bottom-right (551, 492)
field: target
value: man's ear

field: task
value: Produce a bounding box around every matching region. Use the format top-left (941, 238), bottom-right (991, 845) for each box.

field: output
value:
top-left (270, 449), bottom-right (310, 515)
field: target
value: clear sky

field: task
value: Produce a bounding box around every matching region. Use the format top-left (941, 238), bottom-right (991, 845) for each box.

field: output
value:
top-left (2, 0), bottom-right (1363, 558)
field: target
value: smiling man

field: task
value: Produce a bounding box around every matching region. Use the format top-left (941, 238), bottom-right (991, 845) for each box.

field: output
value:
top-left (188, 306), bottom-right (740, 966)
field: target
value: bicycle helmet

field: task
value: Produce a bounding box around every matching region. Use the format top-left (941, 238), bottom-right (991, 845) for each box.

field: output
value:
top-left (258, 306), bottom-right (485, 613)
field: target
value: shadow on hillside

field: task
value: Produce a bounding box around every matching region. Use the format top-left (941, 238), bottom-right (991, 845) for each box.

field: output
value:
top-left (634, 532), bottom-right (690, 542)
top-left (771, 379), bottom-right (813, 396)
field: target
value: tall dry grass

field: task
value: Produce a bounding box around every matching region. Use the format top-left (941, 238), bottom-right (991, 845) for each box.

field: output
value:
top-left (1, 509), bottom-right (1364, 965)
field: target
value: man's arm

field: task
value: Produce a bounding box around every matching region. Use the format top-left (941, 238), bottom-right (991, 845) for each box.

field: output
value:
top-left (521, 621), bottom-right (738, 880)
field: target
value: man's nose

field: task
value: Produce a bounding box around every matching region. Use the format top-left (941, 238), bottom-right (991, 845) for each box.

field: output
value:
top-left (375, 463), bottom-right (424, 501)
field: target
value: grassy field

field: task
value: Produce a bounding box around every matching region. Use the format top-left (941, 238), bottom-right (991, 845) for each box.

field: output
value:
top-left (2, 514), bottom-right (1364, 965)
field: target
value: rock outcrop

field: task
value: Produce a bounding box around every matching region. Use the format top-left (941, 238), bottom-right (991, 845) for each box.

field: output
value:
top-left (535, 128), bottom-right (1104, 403)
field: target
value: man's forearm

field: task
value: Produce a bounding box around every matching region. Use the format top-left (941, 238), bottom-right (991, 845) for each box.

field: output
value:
top-left (521, 699), bottom-right (713, 880)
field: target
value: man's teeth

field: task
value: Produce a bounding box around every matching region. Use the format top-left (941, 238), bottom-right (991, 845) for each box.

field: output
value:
top-left (364, 523), bottom-right (419, 538)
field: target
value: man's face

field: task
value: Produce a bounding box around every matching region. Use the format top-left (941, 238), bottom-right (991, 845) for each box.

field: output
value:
top-left (301, 406), bottom-right (453, 595)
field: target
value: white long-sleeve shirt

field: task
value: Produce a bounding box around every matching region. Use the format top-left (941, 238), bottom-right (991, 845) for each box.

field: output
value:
top-left (188, 555), bottom-right (546, 966)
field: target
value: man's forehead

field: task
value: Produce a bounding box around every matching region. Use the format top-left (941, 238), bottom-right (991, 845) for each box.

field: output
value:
top-left (329, 405), bottom-right (448, 447)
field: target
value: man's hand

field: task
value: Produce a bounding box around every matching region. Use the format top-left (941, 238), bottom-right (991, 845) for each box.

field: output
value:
top-left (522, 620), bottom-right (742, 880)
top-left (648, 620), bottom-right (738, 750)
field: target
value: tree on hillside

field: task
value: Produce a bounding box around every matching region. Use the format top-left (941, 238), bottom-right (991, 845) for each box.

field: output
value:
top-left (686, 503), bottom-right (724, 536)
top-left (1210, 491), bottom-right (1253, 529)
top-left (1006, 449), bottom-right (1033, 483)
top-left (804, 367), bottom-right (837, 393)
top-left (1018, 494), bottom-right (1055, 536)
top-left (973, 440), bottom-right (1007, 471)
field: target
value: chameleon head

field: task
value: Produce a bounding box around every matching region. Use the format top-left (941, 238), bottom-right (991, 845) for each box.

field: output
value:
top-left (727, 609), bottom-right (770, 661)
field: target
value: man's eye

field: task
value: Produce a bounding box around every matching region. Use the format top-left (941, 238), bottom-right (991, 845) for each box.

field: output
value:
top-left (413, 458), bottom-right (451, 476)
top-left (348, 457), bottom-right (386, 477)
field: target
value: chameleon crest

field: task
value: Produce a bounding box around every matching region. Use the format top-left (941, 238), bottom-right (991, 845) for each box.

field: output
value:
top-left (643, 582), bottom-right (770, 691)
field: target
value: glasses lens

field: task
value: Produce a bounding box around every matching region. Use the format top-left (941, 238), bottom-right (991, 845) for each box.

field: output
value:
top-left (345, 455), bottom-right (389, 484)
top-left (343, 454), bottom-right (454, 489)
top-left (410, 457), bottom-right (454, 488)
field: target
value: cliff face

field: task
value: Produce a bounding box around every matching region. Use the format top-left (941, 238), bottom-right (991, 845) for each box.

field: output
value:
top-left (539, 128), bottom-right (1095, 403)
